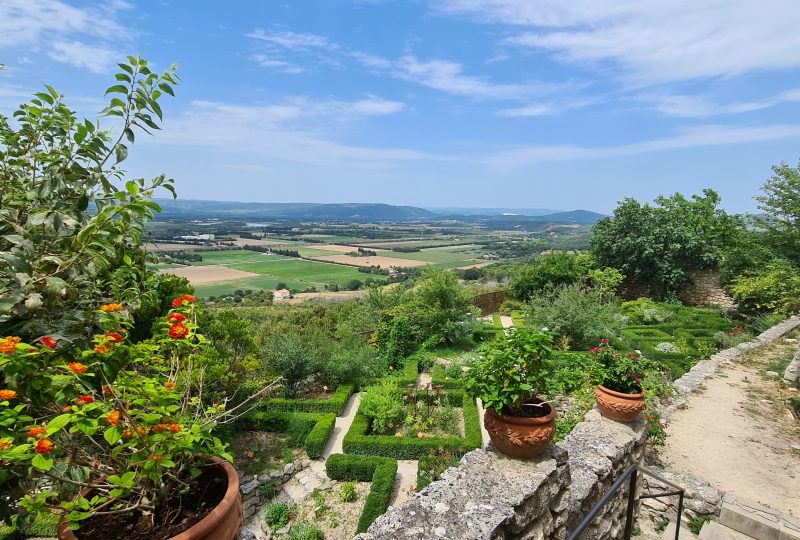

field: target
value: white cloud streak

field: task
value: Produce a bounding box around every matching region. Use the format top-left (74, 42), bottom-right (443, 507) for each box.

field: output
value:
top-left (0, 0), bottom-right (132, 73)
top-left (433, 0), bottom-right (800, 85)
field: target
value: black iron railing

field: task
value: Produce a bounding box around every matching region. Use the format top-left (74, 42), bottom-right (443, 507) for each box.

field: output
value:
top-left (565, 464), bottom-right (685, 540)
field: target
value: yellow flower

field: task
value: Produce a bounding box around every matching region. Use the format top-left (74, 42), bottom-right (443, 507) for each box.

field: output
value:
top-left (99, 303), bottom-right (123, 312)
top-left (0, 337), bottom-right (21, 355)
top-left (0, 438), bottom-right (13, 450)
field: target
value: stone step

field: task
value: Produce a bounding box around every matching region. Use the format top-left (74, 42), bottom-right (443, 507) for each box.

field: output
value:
top-left (698, 521), bottom-right (755, 540)
top-left (718, 493), bottom-right (800, 540)
top-left (661, 520), bottom-right (694, 540)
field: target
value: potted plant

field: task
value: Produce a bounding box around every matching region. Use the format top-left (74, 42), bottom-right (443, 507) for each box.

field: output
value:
top-left (464, 329), bottom-right (556, 458)
top-left (590, 339), bottom-right (647, 422)
top-left (0, 296), bottom-right (278, 539)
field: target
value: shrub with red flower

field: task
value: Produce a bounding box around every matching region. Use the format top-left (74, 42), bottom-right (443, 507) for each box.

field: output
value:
top-left (589, 339), bottom-right (652, 394)
top-left (0, 302), bottom-right (280, 532)
top-left (171, 294), bottom-right (196, 308)
top-left (40, 336), bottom-right (57, 349)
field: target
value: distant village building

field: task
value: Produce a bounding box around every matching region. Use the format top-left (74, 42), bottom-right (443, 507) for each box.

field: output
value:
top-left (273, 289), bottom-right (291, 301)
top-left (177, 234), bottom-right (215, 241)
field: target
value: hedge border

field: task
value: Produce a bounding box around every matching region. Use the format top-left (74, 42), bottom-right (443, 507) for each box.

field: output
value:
top-left (259, 384), bottom-right (355, 415)
top-left (342, 392), bottom-right (481, 459)
top-left (325, 454), bottom-right (398, 533)
top-left (237, 411), bottom-right (336, 459)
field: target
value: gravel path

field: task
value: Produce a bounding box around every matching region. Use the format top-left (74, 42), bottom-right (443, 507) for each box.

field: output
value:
top-left (322, 393), bottom-right (360, 458)
top-left (659, 336), bottom-right (800, 516)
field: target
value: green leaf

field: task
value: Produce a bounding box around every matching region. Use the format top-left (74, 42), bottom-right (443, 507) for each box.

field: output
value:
top-left (104, 426), bottom-right (121, 445)
top-left (105, 84), bottom-right (129, 96)
top-left (124, 128), bottom-right (135, 143)
top-left (45, 414), bottom-right (71, 436)
top-left (31, 453), bottom-right (53, 471)
top-left (158, 82), bottom-right (174, 96)
top-left (114, 143), bottom-right (128, 164)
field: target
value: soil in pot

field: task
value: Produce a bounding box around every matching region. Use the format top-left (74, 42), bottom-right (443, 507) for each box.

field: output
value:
top-left (69, 465), bottom-right (227, 540)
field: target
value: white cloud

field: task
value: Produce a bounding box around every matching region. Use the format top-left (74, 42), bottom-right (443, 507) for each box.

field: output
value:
top-left (482, 123), bottom-right (800, 168)
top-left (432, 0), bottom-right (800, 85)
top-left (644, 88), bottom-right (800, 118)
top-left (354, 53), bottom-right (563, 100)
top-left (150, 97), bottom-right (418, 168)
top-left (246, 29), bottom-right (337, 51)
top-left (0, 0), bottom-right (131, 72)
top-left (48, 41), bottom-right (117, 74)
top-left (250, 53), bottom-right (305, 74)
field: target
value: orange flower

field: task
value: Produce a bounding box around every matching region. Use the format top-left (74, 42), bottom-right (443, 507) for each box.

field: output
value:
top-left (102, 385), bottom-right (112, 395)
top-left (166, 313), bottom-right (186, 324)
top-left (136, 426), bottom-right (148, 437)
top-left (105, 332), bottom-right (123, 343)
top-left (168, 323), bottom-right (189, 340)
top-left (151, 454), bottom-right (163, 462)
top-left (99, 303), bottom-right (123, 312)
top-left (35, 438), bottom-right (55, 454)
top-left (417, 432), bottom-right (424, 438)
top-left (40, 336), bottom-right (57, 349)
top-left (122, 428), bottom-right (134, 439)
top-left (62, 405), bottom-right (72, 412)
top-left (106, 411), bottom-right (121, 426)
top-left (164, 381), bottom-right (176, 390)
top-left (93, 345), bottom-right (108, 354)
top-left (168, 424), bottom-right (181, 433)
top-left (75, 395), bottom-right (94, 406)
top-left (68, 362), bottom-right (87, 374)
top-left (25, 426), bottom-right (45, 437)
top-left (171, 294), bottom-right (196, 308)
top-left (0, 438), bottom-right (13, 450)
top-left (0, 389), bottom-right (17, 400)
top-left (0, 337), bottom-right (21, 355)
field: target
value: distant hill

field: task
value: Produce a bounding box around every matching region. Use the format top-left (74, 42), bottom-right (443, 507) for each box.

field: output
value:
top-left (154, 199), bottom-right (436, 221)
top-left (427, 207), bottom-right (560, 216)
top-left (152, 199), bottom-right (605, 224)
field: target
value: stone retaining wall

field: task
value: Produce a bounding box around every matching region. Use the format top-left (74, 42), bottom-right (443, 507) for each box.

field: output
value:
top-left (784, 345), bottom-right (800, 383)
top-left (640, 468), bottom-right (723, 525)
top-left (238, 458), bottom-right (311, 521)
top-left (355, 409), bottom-right (647, 540)
top-left (678, 270), bottom-right (736, 310)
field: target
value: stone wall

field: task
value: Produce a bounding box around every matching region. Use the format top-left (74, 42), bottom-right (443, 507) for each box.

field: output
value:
top-left (355, 408), bottom-right (647, 540)
top-left (783, 345), bottom-right (800, 383)
top-left (618, 270), bottom-right (736, 310)
top-left (678, 270), bottom-right (736, 310)
top-left (473, 290), bottom-right (507, 316)
top-left (238, 458), bottom-right (312, 521)
top-left (640, 468), bottom-right (723, 525)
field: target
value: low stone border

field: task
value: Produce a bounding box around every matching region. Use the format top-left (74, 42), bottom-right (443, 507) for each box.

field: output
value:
top-left (784, 345), bottom-right (800, 383)
top-left (238, 459), bottom-right (312, 521)
top-left (640, 467), bottom-right (723, 525)
top-left (659, 316), bottom-right (800, 422)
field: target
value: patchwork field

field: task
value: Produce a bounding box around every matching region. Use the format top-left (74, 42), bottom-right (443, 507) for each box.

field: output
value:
top-left (162, 250), bottom-right (377, 298)
top-left (161, 264), bottom-right (259, 284)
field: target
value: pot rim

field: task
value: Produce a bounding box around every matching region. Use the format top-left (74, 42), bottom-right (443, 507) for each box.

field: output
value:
top-left (596, 384), bottom-right (644, 400)
top-left (487, 400), bottom-right (556, 425)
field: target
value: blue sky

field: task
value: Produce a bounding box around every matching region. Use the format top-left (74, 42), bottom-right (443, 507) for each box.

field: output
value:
top-left (2, 0), bottom-right (800, 213)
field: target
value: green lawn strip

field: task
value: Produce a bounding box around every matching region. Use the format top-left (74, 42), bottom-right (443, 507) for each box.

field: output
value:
top-left (342, 392), bottom-right (481, 459)
top-left (236, 411), bottom-right (336, 459)
top-left (324, 454), bottom-right (398, 533)
top-left (510, 310), bottom-right (525, 328)
top-left (194, 276), bottom-right (310, 298)
top-left (190, 250), bottom-right (271, 266)
top-left (369, 248), bottom-right (480, 264)
top-left (233, 259), bottom-right (369, 283)
top-left (259, 385), bottom-right (355, 415)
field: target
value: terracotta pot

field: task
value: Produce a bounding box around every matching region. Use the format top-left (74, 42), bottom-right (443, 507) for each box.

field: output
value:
top-left (483, 400), bottom-right (556, 458)
top-left (58, 458), bottom-right (242, 540)
top-left (594, 385), bottom-right (645, 422)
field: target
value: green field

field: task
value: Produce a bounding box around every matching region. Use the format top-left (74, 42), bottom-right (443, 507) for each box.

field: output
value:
top-left (371, 245), bottom-right (483, 264)
top-left (185, 250), bottom-right (379, 298)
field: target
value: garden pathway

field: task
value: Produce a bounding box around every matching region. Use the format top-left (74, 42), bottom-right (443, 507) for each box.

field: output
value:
top-left (321, 393), bottom-right (360, 458)
top-left (499, 315), bottom-right (514, 330)
top-left (658, 335), bottom-right (800, 516)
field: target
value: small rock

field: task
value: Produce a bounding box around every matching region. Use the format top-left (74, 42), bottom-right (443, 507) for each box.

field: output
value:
top-left (238, 528), bottom-right (257, 540)
top-left (434, 527), bottom-right (447, 537)
top-left (284, 463), bottom-right (295, 475)
top-left (765, 371), bottom-right (779, 378)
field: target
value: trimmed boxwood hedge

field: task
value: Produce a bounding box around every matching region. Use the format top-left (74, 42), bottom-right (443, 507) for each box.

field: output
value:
top-left (342, 392), bottom-right (481, 459)
top-left (259, 384), bottom-right (355, 415)
top-left (325, 454), bottom-right (398, 533)
top-left (237, 411), bottom-right (336, 459)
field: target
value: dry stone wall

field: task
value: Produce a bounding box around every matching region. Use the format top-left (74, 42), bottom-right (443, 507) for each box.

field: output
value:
top-left (238, 458), bottom-right (312, 521)
top-left (678, 270), bottom-right (736, 310)
top-left (355, 408), bottom-right (647, 540)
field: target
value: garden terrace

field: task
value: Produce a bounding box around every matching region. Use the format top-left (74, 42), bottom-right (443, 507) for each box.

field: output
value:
top-left (236, 411), bottom-right (336, 459)
top-left (259, 384), bottom-right (355, 415)
top-left (343, 391), bottom-right (482, 459)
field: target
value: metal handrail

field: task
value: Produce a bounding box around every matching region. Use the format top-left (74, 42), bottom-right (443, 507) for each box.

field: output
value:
top-left (565, 464), bottom-right (685, 540)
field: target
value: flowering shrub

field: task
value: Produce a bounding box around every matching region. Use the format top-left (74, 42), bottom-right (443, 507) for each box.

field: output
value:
top-left (589, 339), bottom-right (651, 394)
top-left (0, 296), bottom-right (275, 531)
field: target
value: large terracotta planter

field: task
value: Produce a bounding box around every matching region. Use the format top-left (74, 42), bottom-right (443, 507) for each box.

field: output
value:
top-left (58, 458), bottom-right (242, 540)
top-left (483, 401), bottom-right (556, 458)
top-left (595, 385), bottom-right (644, 422)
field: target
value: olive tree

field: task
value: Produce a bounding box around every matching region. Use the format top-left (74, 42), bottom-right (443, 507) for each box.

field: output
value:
top-left (0, 56), bottom-right (179, 344)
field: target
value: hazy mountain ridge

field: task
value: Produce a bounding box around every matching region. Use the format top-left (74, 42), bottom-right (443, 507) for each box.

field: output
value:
top-left (153, 199), bottom-right (605, 223)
